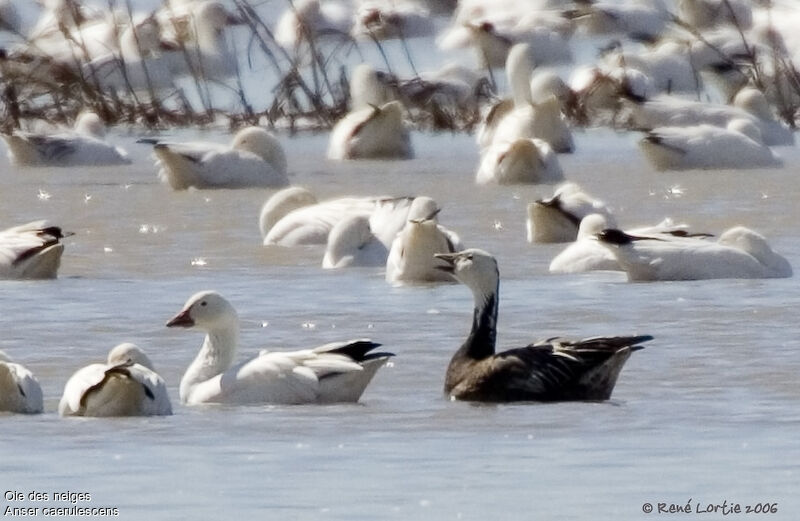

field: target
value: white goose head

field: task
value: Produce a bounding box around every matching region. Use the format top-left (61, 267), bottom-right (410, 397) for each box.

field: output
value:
top-left (166, 290), bottom-right (238, 332)
top-left (436, 248), bottom-right (499, 303)
top-left (577, 213), bottom-right (611, 239)
top-left (193, 1), bottom-right (241, 51)
top-left (406, 196), bottom-right (441, 223)
top-left (74, 112), bottom-right (106, 138)
top-left (232, 127), bottom-right (288, 174)
top-left (733, 87), bottom-right (773, 121)
top-left (350, 63), bottom-right (393, 110)
top-left (258, 186), bottom-right (317, 239)
top-left (107, 343), bottom-right (155, 370)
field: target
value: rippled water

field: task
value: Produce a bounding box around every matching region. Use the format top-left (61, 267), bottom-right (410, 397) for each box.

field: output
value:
top-left (1, 129), bottom-right (799, 519)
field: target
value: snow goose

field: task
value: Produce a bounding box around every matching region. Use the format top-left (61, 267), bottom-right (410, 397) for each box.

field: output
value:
top-left (274, 0), bottom-right (352, 50)
top-left (526, 182), bottom-right (615, 243)
top-left (479, 44), bottom-right (574, 153)
top-left (349, 63), bottom-right (397, 110)
top-left (639, 120), bottom-right (783, 171)
top-left (260, 187), bottom-right (412, 246)
top-left (435, 248), bottom-right (651, 402)
top-left (627, 89), bottom-right (794, 147)
top-left (0, 221), bottom-right (70, 279)
top-left (476, 137), bottom-right (563, 185)
top-left (385, 196), bottom-right (463, 284)
top-left (678, 0), bottom-right (752, 30)
top-left (549, 214), bottom-right (704, 274)
top-left (596, 226), bottom-right (792, 281)
top-left (0, 351), bottom-right (43, 414)
top-left (2, 112), bottom-right (131, 167)
top-left (166, 291), bottom-right (393, 405)
top-left (323, 214), bottom-right (388, 268)
top-left (59, 343), bottom-right (172, 417)
top-left (152, 127), bottom-right (288, 190)
top-left (567, 0), bottom-right (668, 42)
top-left (161, 1), bottom-right (242, 81)
top-left (327, 101), bottom-right (413, 160)
top-left (351, 1), bottom-right (435, 41)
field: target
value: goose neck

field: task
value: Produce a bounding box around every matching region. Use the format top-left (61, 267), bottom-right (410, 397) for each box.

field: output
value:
top-left (180, 324), bottom-right (239, 403)
top-left (460, 282), bottom-right (499, 360)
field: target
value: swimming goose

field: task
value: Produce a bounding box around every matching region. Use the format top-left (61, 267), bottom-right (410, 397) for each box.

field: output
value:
top-left (479, 44), bottom-right (574, 153)
top-left (627, 89), bottom-right (794, 147)
top-left (59, 343), bottom-right (172, 417)
top-left (435, 248), bottom-right (651, 402)
top-left (0, 221), bottom-right (70, 279)
top-left (596, 226), bottom-right (792, 281)
top-left (260, 187), bottom-right (413, 246)
top-left (2, 112), bottom-right (131, 167)
top-left (0, 351), bottom-right (43, 414)
top-left (274, 0), bottom-right (353, 50)
top-left (323, 215), bottom-right (388, 268)
top-left (166, 291), bottom-right (393, 405)
top-left (639, 120), bottom-right (783, 171)
top-left (327, 101), bottom-right (413, 160)
top-left (549, 214), bottom-right (702, 274)
top-left (351, 1), bottom-right (435, 41)
top-left (152, 127), bottom-right (289, 190)
top-left (476, 137), bottom-right (563, 185)
top-left (527, 182), bottom-right (616, 243)
top-left (385, 197), bottom-right (463, 284)
top-left (349, 63), bottom-right (397, 110)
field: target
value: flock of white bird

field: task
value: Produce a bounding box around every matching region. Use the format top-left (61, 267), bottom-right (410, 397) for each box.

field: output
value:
top-left (0, 0), bottom-right (798, 415)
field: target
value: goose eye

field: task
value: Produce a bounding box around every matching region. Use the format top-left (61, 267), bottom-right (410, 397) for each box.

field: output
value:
top-left (200, 301), bottom-right (207, 307)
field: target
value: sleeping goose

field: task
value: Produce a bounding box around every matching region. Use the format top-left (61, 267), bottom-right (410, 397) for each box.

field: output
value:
top-left (639, 120), bottom-right (782, 171)
top-left (58, 343), bottom-right (172, 417)
top-left (151, 127), bottom-right (289, 190)
top-left (323, 215), bottom-right (388, 268)
top-left (260, 187), bottom-right (413, 246)
top-left (0, 351), bottom-right (43, 414)
top-left (435, 248), bottom-right (651, 402)
top-left (596, 226), bottom-right (792, 281)
top-left (549, 214), bottom-right (704, 274)
top-left (527, 182), bottom-right (616, 243)
top-left (0, 221), bottom-right (70, 279)
top-left (2, 112), bottom-right (131, 167)
top-left (476, 137), bottom-right (563, 185)
top-left (385, 197), bottom-right (462, 284)
top-left (327, 101), bottom-right (413, 160)
top-left (166, 291), bottom-right (393, 405)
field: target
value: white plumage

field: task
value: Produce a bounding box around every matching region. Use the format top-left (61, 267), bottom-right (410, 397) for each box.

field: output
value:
top-left (328, 101), bottom-right (413, 160)
top-left (0, 351), bottom-right (43, 414)
top-left (476, 137), bottom-right (563, 185)
top-left (0, 221), bottom-right (69, 280)
top-left (526, 183), bottom-right (615, 243)
top-left (167, 291), bottom-right (392, 405)
top-left (639, 121), bottom-right (783, 171)
top-left (152, 127), bottom-right (289, 190)
top-left (2, 112), bottom-right (130, 167)
top-left (596, 226), bottom-right (792, 281)
top-left (59, 343), bottom-right (172, 417)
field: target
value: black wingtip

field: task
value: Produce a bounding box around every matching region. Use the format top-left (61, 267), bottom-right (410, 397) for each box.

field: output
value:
top-left (596, 228), bottom-right (634, 245)
top-left (136, 137), bottom-right (161, 145)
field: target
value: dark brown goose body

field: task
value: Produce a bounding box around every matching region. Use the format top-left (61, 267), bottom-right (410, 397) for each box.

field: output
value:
top-left (437, 249), bottom-right (651, 402)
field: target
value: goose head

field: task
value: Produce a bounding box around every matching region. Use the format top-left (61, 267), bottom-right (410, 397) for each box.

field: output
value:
top-left (259, 186), bottom-right (317, 239)
top-left (406, 196), bottom-right (441, 223)
top-left (727, 118), bottom-right (762, 143)
top-left (107, 343), bottom-right (155, 370)
top-left (577, 213), bottom-right (611, 240)
top-left (74, 112), bottom-right (106, 138)
top-left (530, 71), bottom-right (575, 112)
top-left (232, 127), bottom-right (287, 174)
top-left (350, 63), bottom-right (394, 110)
top-left (436, 248), bottom-right (499, 302)
top-left (733, 87), bottom-right (773, 121)
top-left (193, 1), bottom-right (242, 49)
top-left (166, 290), bottom-right (238, 332)
top-left (325, 215), bottom-right (376, 266)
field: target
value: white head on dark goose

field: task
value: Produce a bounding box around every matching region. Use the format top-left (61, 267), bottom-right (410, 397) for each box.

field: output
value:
top-left (166, 290), bottom-right (393, 405)
top-left (434, 248), bottom-right (651, 402)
